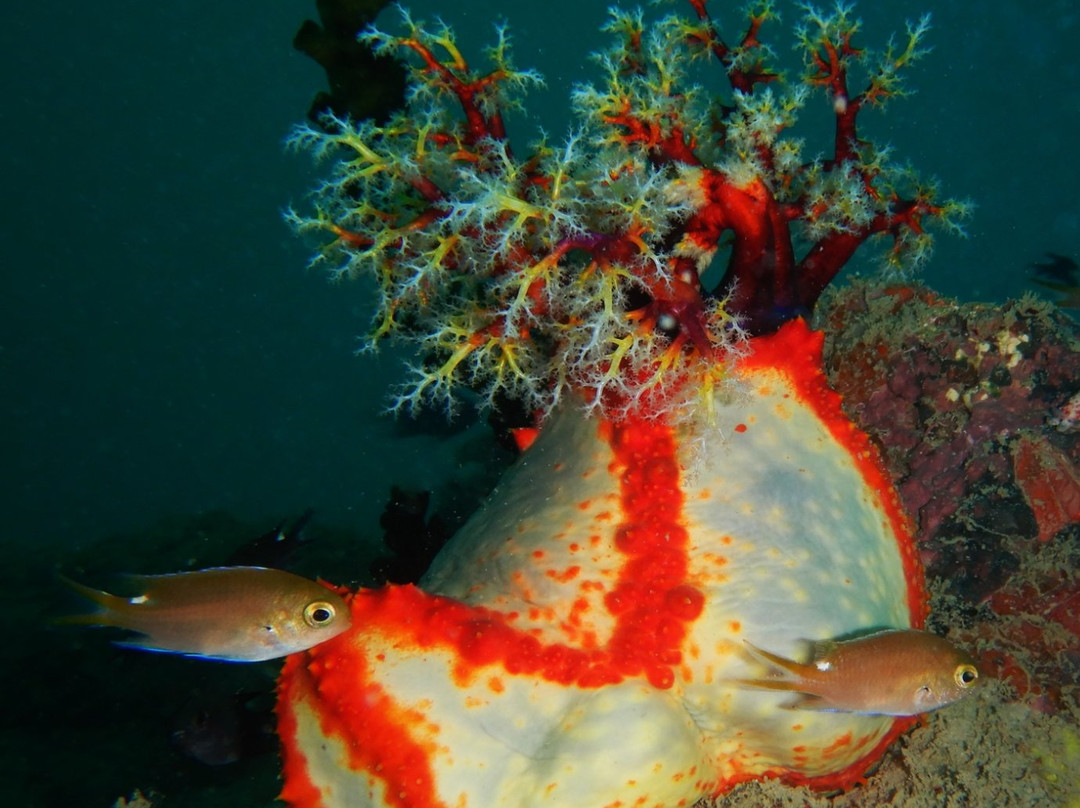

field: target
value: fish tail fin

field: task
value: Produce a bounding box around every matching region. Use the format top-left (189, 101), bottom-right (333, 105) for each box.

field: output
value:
top-left (730, 677), bottom-right (837, 710)
top-left (741, 641), bottom-right (806, 678)
top-left (55, 574), bottom-right (128, 627)
top-left (730, 675), bottom-right (799, 693)
top-left (730, 640), bottom-right (812, 694)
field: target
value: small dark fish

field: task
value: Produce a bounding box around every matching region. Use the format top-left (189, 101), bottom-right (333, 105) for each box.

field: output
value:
top-left (59, 566), bottom-right (351, 661)
top-left (172, 690), bottom-right (276, 766)
top-left (226, 507), bottom-right (315, 567)
top-left (1027, 253), bottom-right (1080, 310)
top-left (736, 628), bottom-right (981, 715)
top-left (1029, 252), bottom-right (1078, 285)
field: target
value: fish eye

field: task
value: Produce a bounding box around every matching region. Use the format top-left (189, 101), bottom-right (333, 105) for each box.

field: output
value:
top-left (955, 664), bottom-right (978, 688)
top-left (304, 601), bottom-right (337, 627)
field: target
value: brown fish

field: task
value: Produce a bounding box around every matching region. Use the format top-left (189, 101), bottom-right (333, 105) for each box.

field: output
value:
top-left (737, 628), bottom-right (980, 715)
top-left (59, 566), bottom-right (351, 661)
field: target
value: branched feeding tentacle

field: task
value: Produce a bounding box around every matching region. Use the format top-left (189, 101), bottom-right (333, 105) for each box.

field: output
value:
top-left (289, 1), bottom-right (968, 422)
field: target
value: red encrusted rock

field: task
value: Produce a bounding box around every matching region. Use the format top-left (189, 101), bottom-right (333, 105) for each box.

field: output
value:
top-left (1012, 433), bottom-right (1080, 542)
top-left (959, 537), bottom-right (1080, 713)
top-left (819, 280), bottom-right (1080, 548)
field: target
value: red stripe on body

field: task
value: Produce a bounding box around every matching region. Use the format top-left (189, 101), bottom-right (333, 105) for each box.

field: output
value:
top-left (278, 416), bottom-right (704, 806)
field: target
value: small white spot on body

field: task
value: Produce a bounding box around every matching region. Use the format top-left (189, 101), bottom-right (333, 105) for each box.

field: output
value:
top-left (128, 595), bottom-right (148, 605)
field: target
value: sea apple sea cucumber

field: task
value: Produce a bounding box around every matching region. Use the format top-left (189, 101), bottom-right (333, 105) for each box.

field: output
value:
top-left (276, 321), bottom-right (925, 807)
top-left (278, 1), bottom-right (962, 804)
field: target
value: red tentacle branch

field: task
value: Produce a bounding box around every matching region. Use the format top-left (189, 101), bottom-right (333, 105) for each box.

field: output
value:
top-left (805, 34), bottom-right (865, 164)
top-left (797, 197), bottom-right (948, 305)
top-left (683, 0), bottom-right (779, 92)
top-left (398, 38), bottom-right (508, 143)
